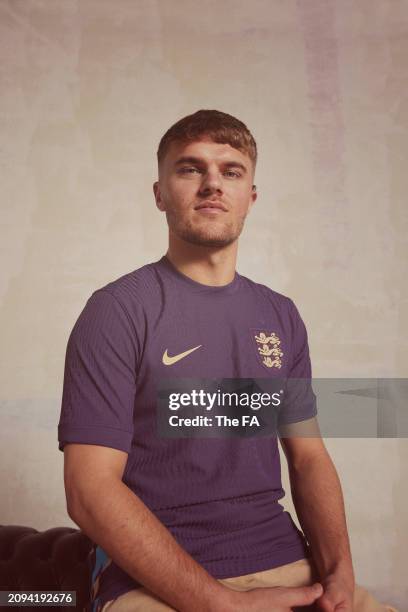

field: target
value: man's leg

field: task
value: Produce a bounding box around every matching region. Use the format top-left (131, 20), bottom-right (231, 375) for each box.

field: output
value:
top-left (100, 587), bottom-right (176, 612)
top-left (218, 558), bottom-right (399, 612)
top-left (100, 558), bottom-right (399, 612)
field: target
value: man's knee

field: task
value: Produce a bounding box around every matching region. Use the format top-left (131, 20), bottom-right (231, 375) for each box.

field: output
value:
top-left (100, 588), bottom-right (176, 612)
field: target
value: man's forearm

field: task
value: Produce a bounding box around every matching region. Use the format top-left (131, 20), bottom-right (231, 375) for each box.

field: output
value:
top-left (68, 477), bottom-right (230, 612)
top-left (288, 450), bottom-right (355, 586)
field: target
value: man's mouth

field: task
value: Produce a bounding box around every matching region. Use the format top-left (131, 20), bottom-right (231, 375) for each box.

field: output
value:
top-left (195, 200), bottom-right (227, 212)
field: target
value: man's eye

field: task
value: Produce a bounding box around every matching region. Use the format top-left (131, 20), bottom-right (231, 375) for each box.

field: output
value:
top-left (178, 167), bottom-right (241, 177)
top-left (179, 167), bottom-right (200, 174)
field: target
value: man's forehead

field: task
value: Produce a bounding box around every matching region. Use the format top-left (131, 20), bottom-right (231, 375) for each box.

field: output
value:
top-left (167, 138), bottom-right (247, 161)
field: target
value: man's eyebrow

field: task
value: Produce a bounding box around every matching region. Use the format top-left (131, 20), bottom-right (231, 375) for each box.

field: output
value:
top-left (173, 156), bottom-right (248, 174)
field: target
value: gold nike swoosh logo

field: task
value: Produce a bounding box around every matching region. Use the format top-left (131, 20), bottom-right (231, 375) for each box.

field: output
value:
top-left (162, 344), bottom-right (202, 365)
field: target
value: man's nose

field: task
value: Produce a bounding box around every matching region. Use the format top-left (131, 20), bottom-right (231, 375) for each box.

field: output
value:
top-left (199, 170), bottom-right (223, 194)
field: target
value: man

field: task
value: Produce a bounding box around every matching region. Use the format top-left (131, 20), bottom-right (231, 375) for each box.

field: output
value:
top-left (58, 109), bottom-right (397, 612)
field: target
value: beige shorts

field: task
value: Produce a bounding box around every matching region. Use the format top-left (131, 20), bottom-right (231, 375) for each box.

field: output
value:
top-left (101, 557), bottom-right (399, 612)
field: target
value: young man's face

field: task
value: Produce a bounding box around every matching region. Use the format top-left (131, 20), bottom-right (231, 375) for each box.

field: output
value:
top-left (153, 137), bottom-right (257, 248)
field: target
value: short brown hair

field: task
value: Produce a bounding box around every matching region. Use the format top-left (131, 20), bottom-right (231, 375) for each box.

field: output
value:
top-left (157, 109), bottom-right (257, 172)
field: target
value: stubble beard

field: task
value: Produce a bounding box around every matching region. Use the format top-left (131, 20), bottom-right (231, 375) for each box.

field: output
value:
top-left (165, 209), bottom-right (247, 248)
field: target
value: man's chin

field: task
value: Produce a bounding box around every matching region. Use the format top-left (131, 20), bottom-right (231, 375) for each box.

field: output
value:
top-left (179, 231), bottom-right (238, 248)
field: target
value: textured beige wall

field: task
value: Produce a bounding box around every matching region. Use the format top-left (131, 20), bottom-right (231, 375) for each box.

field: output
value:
top-left (0, 0), bottom-right (406, 607)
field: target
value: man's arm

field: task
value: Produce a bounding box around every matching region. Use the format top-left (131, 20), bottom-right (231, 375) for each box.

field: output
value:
top-left (64, 443), bottom-right (229, 612)
top-left (279, 419), bottom-right (355, 609)
top-left (64, 443), bottom-right (323, 612)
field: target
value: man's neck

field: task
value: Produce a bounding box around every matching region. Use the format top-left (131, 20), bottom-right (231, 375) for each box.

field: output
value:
top-left (165, 246), bottom-right (237, 287)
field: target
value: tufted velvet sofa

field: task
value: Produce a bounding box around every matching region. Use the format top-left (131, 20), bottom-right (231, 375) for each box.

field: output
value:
top-left (0, 525), bottom-right (94, 612)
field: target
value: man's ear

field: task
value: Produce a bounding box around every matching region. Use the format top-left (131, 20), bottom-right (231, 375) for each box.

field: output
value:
top-left (153, 181), bottom-right (165, 211)
top-left (248, 185), bottom-right (257, 212)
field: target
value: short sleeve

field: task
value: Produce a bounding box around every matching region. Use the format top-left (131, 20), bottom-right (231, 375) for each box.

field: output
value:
top-left (58, 289), bottom-right (139, 454)
top-left (278, 298), bottom-right (318, 427)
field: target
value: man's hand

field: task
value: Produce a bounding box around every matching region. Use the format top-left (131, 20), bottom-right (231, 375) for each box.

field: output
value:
top-left (315, 570), bottom-right (354, 611)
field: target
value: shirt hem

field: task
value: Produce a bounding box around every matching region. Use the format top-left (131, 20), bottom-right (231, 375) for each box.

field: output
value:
top-left (58, 424), bottom-right (133, 453)
top-left (201, 543), bottom-right (311, 579)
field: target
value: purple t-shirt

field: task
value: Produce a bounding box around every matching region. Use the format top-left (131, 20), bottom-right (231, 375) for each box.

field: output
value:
top-left (58, 254), bottom-right (317, 611)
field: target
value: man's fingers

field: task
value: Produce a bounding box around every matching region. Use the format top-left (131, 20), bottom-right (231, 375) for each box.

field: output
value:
top-left (316, 596), bottom-right (336, 612)
top-left (316, 589), bottom-right (351, 611)
top-left (272, 582), bottom-right (324, 606)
